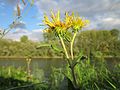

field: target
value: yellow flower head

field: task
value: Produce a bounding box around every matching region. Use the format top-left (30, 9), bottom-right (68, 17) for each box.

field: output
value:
top-left (71, 16), bottom-right (90, 31)
top-left (43, 11), bottom-right (90, 34)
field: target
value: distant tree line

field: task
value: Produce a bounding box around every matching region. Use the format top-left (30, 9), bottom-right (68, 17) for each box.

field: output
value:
top-left (0, 29), bottom-right (120, 57)
top-left (75, 29), bottom-right (120, 56)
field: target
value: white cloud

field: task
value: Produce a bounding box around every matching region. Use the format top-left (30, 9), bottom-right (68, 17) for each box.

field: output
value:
top-left (4, 29), bottom-right (43, 42)
top-left (12, 28), bottom-right (29, 34)
top-left (1, 0), bottom-right (120, 31)
top-left (35, 0), bottom-right (120, 15)
top-left (35, 0), bottom-right (120, 30)
top-left (13, 21), bottom-right (26, 29)
top-left (28, 29), bottom-right (43, 41)
top-left (93, 14), bottom-right (120, 30)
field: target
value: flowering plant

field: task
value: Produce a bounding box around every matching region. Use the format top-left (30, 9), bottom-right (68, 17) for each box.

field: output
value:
top-left (43, 11), bottom-right (89, 89)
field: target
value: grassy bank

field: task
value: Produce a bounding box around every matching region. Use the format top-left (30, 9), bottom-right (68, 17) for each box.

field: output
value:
top-left (0, 59), bottom-right (120, 90)
top-left (0, 56), bottom-right (120, 59)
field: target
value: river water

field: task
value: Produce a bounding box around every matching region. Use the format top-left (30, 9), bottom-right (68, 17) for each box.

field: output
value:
top-left (0, 57), bottom-right (120, 77)
top-left (0, 58), bottom-right (66, 77)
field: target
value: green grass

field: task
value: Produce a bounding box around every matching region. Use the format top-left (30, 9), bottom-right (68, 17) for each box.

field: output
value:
top-left (49, 59), bottom-right (120, 90)
top-left (0, 59), bottom-right (120, 90)
top-left (0, 66), bottom-right (48, 90)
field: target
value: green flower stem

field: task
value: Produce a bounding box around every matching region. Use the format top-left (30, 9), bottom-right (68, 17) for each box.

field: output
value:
top-left (70, 31), bottom-right (77, 60)
top-left (58, 34), bottom-right (69, 59)
top-left (70, 31), bottom-right (78, 88)
top-left (59, 33), bottom-right (78, 88)
top-left (58, 34), bottom-right (72, 66)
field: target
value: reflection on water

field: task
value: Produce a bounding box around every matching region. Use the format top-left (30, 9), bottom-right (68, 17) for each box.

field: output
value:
top-left (0, 57), bottom-right (120, 77)
top-left (0, 58), bottom-right (66, 77)
top-left (105, 57), bottom-right (120, 69)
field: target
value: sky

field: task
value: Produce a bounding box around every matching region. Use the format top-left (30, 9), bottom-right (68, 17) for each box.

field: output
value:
top-left (0, 0), bottom-right (120, 41)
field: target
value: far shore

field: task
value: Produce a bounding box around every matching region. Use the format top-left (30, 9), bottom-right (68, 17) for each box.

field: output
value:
top-left (0, 56), bottom-right (120, 60)
top-left (0, 56), bottom-right (62, 59)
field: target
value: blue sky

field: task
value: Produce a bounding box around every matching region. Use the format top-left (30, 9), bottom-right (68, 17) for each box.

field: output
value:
top-left (0, 0), bottom-right (120, 41)
top-left (0, 0), bottom-right (42, 30)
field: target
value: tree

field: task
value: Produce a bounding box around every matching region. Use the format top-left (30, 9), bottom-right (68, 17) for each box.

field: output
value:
top-left (110, 29), bottom-right (119, 37)
top-left (20, 35), bottom-right (29, 43)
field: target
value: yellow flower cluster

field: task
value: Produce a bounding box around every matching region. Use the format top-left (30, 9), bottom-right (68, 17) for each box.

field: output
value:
top-left (43, 11), bottom-right (90, 34)
top-left (71, 17), bottom-right (90, 31)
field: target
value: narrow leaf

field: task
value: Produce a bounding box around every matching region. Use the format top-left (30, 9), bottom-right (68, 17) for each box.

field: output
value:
top-left (36, 43), bottom-right (51, 49)
top-left (17, 4), bottom-right (20, 16)
top-left (106, 79), bottom-right (116, 89)
top-left (22, 0), bottom-right (26, 5)
top-left (94, 83), bottom-right (100, 90)
top-left (51, 44), bottom-right (63, 53)
top-left (76, 50), bottom-right (83, 62)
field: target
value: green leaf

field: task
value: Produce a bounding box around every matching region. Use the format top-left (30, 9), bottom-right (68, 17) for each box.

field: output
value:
top-left (64, 35), bottom-right (71, 42)
top-left (51, 44), bottom-right (63, 53)
top-left (62, 32), bottom-right (72, 42)
top-left (76, 50), bottom-right (83, 62)
top-left (106, 79), bottom-right (116, 89)
top-left (70, 50), bottom-right (83, 68)
top-left (36, 43), bottom-right (63, 53)
top-left (36, 43), bottom-right (51, 49)
top-left (94, 82), bottom-right (100, 90)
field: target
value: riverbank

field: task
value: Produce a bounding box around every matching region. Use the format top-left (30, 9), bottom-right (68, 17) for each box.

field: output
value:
top-left (0, 56), bottom-right (62, 59)
top-left (0, 56), bottom-right (120, 59)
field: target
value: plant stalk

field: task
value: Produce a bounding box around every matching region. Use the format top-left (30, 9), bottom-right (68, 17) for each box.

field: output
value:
top-left (59, 34), bottom-right (69, 59)
top-left (59, 34), bottom-right (78, 89)
top-left (70, 31), bottom-right (78, 88)
top-left (70, 31), bottom-right (77, 60)
top-left (71, 67), bottom-right (77, 88)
